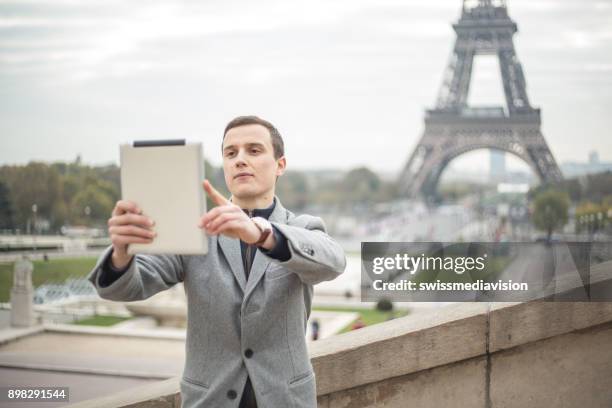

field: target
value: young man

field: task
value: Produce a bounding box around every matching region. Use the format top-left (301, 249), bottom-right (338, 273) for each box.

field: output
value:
top-left (87, 116), bottom-right (346, 408)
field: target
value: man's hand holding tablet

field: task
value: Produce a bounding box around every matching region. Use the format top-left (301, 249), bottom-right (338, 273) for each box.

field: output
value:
top-left (107, 200), bottom-right (157, 269)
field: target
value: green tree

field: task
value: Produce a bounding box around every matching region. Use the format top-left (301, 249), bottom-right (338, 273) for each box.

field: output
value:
top-left (376, 298), bottom-right (394, 312)
top-left (276, 170), bottom-right (309, 209)
top-left (341, 167), bottom-right (382, 203)
top-left (0, 162), bottom-right (65, 231)
top-left (0, 181), bottom-right (15, 230)
top-left (70, 185), bottom-right (114, 226)
top-left (532, 189), bottom-right (570, 242)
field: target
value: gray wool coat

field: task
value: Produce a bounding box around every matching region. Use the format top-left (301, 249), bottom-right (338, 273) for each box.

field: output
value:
top-left (87, 197), bottom-right (346, 407)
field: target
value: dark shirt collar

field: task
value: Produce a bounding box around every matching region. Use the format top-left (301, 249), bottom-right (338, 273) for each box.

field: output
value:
top-left (241, 197), bottom-right (276, 220)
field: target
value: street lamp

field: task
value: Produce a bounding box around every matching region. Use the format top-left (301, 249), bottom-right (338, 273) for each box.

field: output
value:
top-left (84, 206), bottom-right (91, 227)
top-left (31, 203), bottom-right (37, 251)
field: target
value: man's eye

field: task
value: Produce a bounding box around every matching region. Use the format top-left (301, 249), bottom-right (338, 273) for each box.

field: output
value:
top-left (225, 151), bottom-right (236, 157)
top-left (250, 149), bottom-right (260, 154)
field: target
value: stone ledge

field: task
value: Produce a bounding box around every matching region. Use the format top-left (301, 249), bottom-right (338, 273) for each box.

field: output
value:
top-left (0, 324), bottom-right (44, 346)
top-left (490, 320), bottom-right (612, 408)
top-left (309, 303), bottom-right (489, 395)
top-left (67, 377), bottom-right (180, 408)
top-left (323, 355), bottom-right (488, 408)
top-left (489, 301), bottom-right (612, 352)
top-left (489, 259), bottom-right (612, 352)
top-left (43, 323), bottom-right (186, 340)
top-left (0, 361), bottom-right (172, 380)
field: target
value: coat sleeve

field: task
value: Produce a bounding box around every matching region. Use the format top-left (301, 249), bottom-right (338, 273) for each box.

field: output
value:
top-left (267, 215), bottom-right (346, 285)
top-left (87, 245), bottom-right (185, 302)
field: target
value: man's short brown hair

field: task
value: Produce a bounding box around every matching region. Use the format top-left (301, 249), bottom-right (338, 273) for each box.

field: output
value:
top-left (223, 115), bottom-right (285, 159)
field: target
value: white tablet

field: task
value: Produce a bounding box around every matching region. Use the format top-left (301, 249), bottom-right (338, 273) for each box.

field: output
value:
top-left (120, 140), bottom-right (208, 255)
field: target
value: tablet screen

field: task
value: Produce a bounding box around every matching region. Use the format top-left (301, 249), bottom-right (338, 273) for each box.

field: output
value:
top-left (120, 142), bottom-right (208, 255)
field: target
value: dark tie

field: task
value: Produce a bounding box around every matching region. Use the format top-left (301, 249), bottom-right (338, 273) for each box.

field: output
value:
top-left (239, 376), bottom-right (258, 408)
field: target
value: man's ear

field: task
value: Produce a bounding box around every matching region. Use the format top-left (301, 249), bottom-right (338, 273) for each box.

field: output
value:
top-left (276, 156), bottom-right (286, 177)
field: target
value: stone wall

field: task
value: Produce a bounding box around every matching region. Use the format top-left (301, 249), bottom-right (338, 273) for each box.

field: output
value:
top-left (314, 301), bottom-right (612, 408)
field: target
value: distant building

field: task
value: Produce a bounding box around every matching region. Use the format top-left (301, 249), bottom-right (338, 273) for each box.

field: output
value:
top-left (490, 150), bottom-right (506, 182)
top-left (561, 151), bottom-right (612, 177)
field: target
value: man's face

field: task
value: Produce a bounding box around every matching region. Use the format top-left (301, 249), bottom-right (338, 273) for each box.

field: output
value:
top-left (222, 124), bottom-right (286, 200)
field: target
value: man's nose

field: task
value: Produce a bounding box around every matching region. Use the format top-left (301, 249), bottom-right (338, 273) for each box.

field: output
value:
top-left (234, 150), bottom-right (248, 167)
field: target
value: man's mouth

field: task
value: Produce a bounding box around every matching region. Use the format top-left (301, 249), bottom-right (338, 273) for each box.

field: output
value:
top-left (234, 172), bottom-right (254, 179)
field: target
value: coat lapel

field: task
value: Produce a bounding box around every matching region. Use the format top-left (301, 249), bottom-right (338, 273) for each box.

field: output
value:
top-left (218, 234), bottom-right (247, 293)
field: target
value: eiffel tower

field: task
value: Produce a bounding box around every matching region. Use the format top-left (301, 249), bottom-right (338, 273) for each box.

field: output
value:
top-left (399, 0), bottom-right (563, 199)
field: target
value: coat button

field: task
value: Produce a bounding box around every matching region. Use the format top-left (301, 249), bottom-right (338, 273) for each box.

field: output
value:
top-left (244, 348), bottom-right (253, 358)
top-left (227, 389), bottom-right (237, 399)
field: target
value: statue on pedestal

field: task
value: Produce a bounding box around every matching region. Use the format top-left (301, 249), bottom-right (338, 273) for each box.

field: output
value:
top-left (10, 257), bottom-right (35, 327)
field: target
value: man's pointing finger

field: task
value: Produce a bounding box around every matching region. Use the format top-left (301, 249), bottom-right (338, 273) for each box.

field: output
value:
top-left (203, 179), bottom-right (230, 206)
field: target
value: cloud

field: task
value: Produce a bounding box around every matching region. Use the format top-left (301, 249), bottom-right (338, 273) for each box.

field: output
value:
top-left (0, 0), bottom-right (458, 81)
top-left (584, 63), bottom-right (612, 72)
top-left (0, 0), bottom-right (611, 169)
top-left (510, 0), bottom-right (604, 12)
top-left (562, 28), bottom-right (612, 49)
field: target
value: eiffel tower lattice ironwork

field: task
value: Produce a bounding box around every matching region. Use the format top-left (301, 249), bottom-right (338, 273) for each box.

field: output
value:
top-left (399, 0), bottom-right (563, 199)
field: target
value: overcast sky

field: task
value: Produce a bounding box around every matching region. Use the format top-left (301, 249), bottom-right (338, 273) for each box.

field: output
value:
top-left (1, 0), bottom-right (611, 175)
